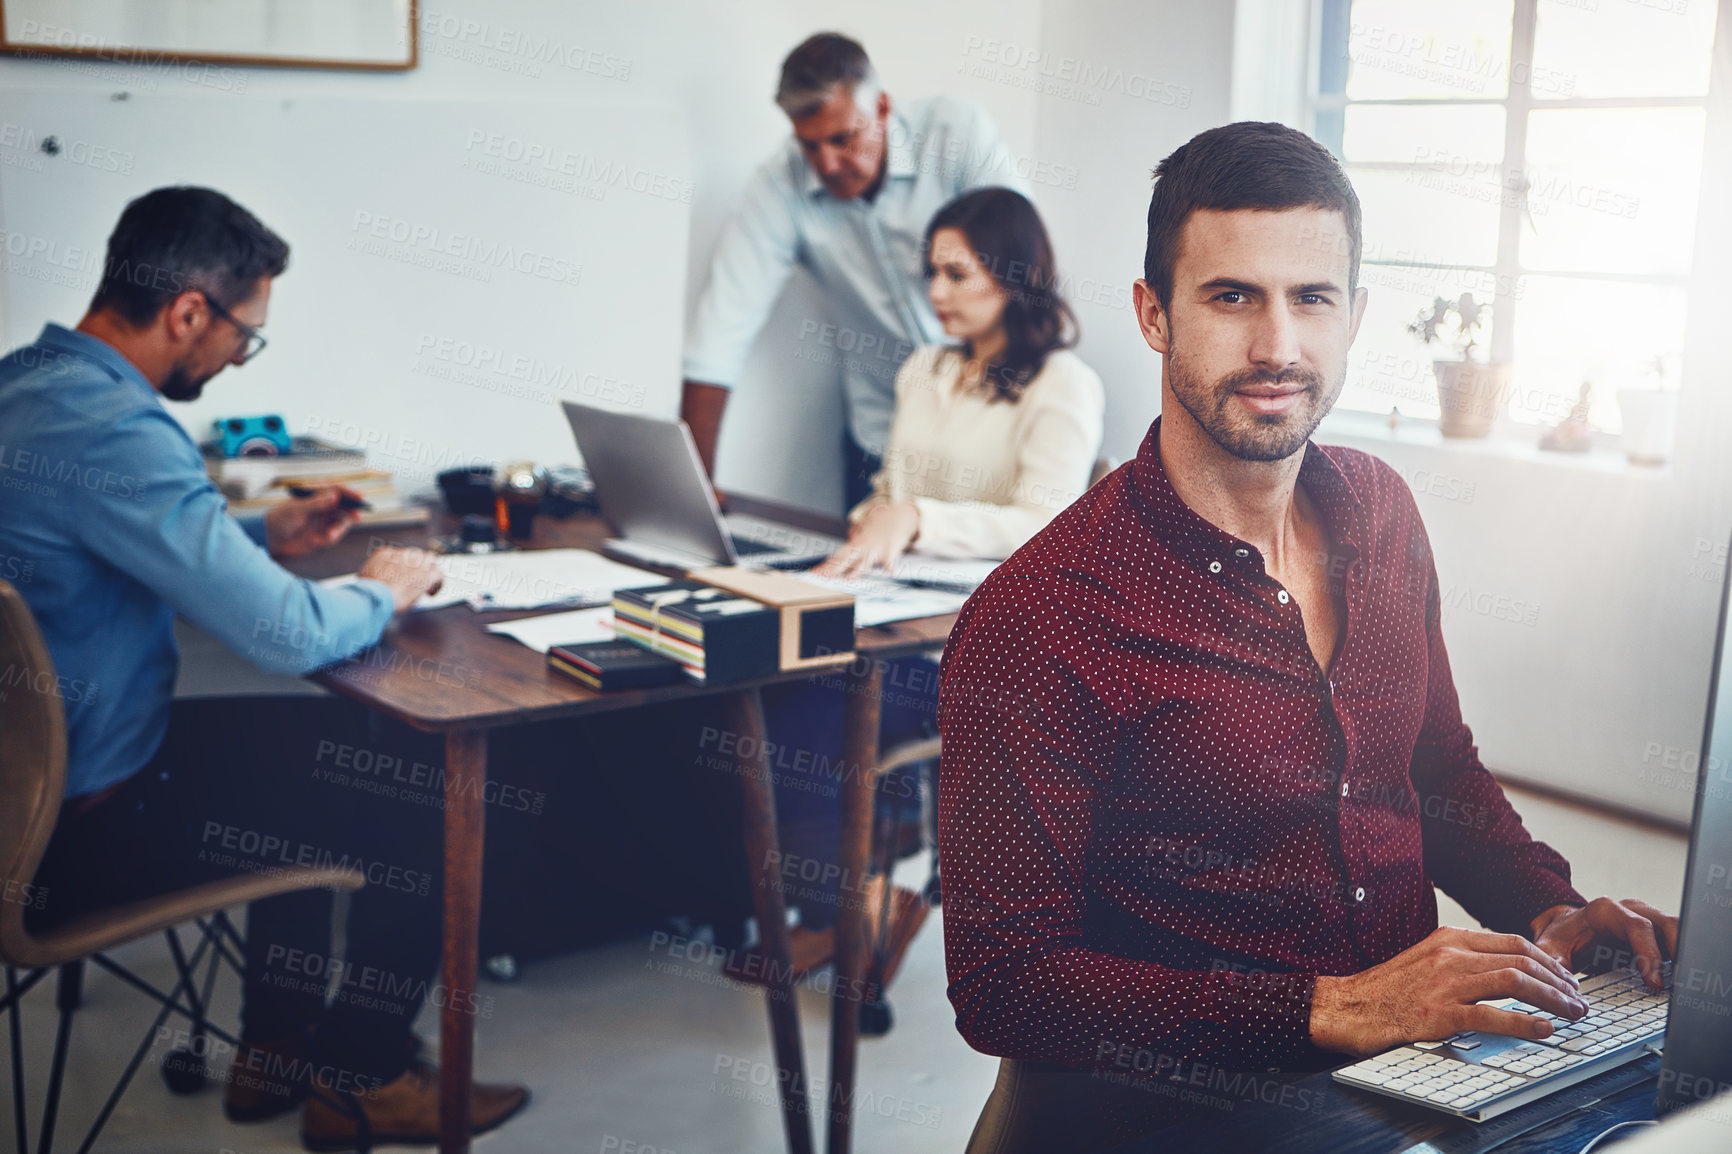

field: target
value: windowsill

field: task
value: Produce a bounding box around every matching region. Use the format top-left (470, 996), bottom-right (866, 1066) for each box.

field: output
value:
top-left (1316, 409), bottom-right (1673, 478)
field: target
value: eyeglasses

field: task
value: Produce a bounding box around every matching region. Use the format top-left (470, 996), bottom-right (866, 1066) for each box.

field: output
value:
top-left (201, 293), bottom-right (268, 364)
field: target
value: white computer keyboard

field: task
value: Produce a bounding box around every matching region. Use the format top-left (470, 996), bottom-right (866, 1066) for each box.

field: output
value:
top-left (1332, 965), bottom-right (1671, 1121)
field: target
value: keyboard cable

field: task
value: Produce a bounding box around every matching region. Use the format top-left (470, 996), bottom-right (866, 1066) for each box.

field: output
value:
top-left (1571, 1043), bottom-right (1668, 1153)
top-left (1574, 1119), bottom-right (1657, 1153)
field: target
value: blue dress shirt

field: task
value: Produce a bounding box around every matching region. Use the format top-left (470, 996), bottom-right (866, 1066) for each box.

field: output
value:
top-left (682, 96), bottom-right (1030, 456)
top-left (0, 324), bottom-right (395, 798)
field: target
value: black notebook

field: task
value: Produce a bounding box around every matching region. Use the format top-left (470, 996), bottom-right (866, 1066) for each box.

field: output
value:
top-left (547, 640), bottom-right (686, 692)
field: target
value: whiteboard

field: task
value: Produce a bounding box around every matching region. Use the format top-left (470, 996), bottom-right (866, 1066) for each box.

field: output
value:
top-left (3, 0), bottom-right (414, 68)
top-left (0, 90), bottom-right (690, 483)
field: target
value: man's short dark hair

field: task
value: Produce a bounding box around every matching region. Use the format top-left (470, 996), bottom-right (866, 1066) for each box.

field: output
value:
top-left (89, 186), bottom-right (289, 326)
top-left (1143, 122), bottom-right (1361, 312)
top-left (776, 33), bottom-right (876, 119)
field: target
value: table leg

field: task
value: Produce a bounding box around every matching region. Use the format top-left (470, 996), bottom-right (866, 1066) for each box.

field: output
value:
top-left (827, 660), bottom-right (883, 1154)
top-left (440, 729), bottom-right (487, 1154)
top-left (726, 688), bottom-right (815, 1154)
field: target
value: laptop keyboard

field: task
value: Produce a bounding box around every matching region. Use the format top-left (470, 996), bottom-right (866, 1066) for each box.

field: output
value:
top-left (728, 535), bottom-right (778, 556)
top-left (1333, 965), bottom-right (1670, 1119)
top-left (727, 533), bottom-right (831, 570)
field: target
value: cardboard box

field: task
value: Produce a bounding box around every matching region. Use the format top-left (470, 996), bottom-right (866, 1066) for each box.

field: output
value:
top-left (690, 566), bottom-right (855, 671)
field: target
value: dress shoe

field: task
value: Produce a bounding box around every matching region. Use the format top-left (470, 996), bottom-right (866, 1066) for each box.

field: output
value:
top-left (722, 924), bottom-right (835, 986)
top-left (224, 1032), bottom-right (313, 1122)
top-left (300, 1060), bottom-right (529, 1152)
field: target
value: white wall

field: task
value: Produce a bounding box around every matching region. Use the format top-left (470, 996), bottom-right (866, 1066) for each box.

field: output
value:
top-left (1028, 0), bottom-right (1237, 466)
top-left (0, 89), bottom-right (689, 477)
top-left (0, 0), bottom-right (1043, 504)
top-left (1318, 420), bottom-right (1732, 827)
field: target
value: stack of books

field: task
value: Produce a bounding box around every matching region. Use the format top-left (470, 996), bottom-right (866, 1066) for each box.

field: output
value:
top-left (611, 581), bottom-right (781, 685)
top-left (202, 437), bottom-right (428, 528)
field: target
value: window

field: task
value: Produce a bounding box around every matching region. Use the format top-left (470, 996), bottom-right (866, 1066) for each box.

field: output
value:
top-left (1310, 0), bottom-right (1718, 432)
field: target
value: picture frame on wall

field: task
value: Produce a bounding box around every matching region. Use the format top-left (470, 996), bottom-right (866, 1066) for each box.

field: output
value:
top-left (0, 0), bottom-right (417, 72)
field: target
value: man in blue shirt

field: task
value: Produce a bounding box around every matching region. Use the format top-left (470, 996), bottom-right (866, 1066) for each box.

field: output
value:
top-left (680, 32), bottom-right (1030, 507)
top-left (0, 187), bottom-right (527, 1149)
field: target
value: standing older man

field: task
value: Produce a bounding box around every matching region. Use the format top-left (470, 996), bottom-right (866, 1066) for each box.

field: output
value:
top-left (681, 32), bottom-right (1029, 507)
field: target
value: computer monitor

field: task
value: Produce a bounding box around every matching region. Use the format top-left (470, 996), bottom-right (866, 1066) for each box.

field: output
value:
top-left (1656, 528), bottom-right (1732, 1116)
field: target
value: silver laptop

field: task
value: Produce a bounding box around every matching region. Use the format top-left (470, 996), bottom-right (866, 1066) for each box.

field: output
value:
top-left (561, 401), bottom-right (839, 572)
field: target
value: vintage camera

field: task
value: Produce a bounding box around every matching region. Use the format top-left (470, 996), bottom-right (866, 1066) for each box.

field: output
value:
top-left (211, 414), bottom-right (292, 458)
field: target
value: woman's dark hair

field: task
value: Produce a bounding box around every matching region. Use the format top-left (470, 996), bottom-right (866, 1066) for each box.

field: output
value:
top-left (922, 187), bottom-right (1075, 403)
top-left (89, 186), bottom-right (289, 326)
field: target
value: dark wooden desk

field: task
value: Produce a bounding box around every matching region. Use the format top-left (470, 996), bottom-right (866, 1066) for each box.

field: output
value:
top-left (1107, 1054), bottom-right (1663, 1154)
top-left (297, 505), bottom-right (952, 1154)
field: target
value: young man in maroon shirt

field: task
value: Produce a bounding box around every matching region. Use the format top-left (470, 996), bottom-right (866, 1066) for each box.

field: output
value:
top-left (937, 122), bottom-right (1677, 1151)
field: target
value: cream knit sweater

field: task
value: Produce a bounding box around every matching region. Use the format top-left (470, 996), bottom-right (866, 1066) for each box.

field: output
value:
top-left (853, 344), bottom-right (1106, 559)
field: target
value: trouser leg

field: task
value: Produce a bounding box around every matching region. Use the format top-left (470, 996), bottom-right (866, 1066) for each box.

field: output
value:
top-left (758, 657), bottom-right (940, 932)
top-left (31, 695), bottom-right (445, 1086)
top-left (241, 888), bottom-right (333, 1041)
top-left (313, 721), bottom-right (445, 1083)
top-left (760, 677), bottom-right (847, 931)
top-left (298, 713), bottom-right (446, 1084)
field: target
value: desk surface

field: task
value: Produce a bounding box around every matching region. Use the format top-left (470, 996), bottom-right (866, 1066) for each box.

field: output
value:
top-left (1109, 1054), bottom-right (1663, 1154)
top-left (301, 501), bottom-right (956, 732)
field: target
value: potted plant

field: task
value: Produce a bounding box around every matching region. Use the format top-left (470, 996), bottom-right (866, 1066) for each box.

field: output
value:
top-left (1616, 353), bottom-right (1679, 466)
top-left (1408, 293), bottom-right (1513, 438)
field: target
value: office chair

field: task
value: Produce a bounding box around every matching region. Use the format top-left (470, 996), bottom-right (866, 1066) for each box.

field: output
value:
top-left (856, 733), bottom-right (941, 1037)
top-left (0, 578), bottom-right (363, 1153)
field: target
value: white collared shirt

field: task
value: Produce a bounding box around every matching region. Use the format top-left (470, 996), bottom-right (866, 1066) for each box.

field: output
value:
top-left (682, 95), bottom-right (1029, 455)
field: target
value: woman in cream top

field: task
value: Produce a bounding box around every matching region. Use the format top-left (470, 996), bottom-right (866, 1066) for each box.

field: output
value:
top-left (765, 189), bottom-right (1098, 958)
top-left (817, 187), bottom-right (1104, 575)
top-left (863, 344), bottom-right (1103, 559)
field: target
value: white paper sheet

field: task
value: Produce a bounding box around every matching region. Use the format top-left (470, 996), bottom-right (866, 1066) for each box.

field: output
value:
top-left (801, 573), bottom-right (971, 628)
top-left (888, 553), bottom-right (999, 590)
top-left (484, 607), bottom-right (615, 653)
top-left (432, 548), bottom-right (659, 610)
top-left (322, 549), bottom-right (660, 612)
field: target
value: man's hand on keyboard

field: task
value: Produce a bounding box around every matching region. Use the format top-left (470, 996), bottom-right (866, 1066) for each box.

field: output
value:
top-left (1530, 897), bottom-right (1678, 991)
top-left (1309, 926), bottom-right (1588, 1058)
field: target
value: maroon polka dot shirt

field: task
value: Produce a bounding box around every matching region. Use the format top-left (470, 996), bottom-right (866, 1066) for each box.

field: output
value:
top-left (937, 418), bottom-right (1584, 1072)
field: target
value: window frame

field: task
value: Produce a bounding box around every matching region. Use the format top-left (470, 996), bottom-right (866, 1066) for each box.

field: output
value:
top-left (1304, 0), bottom-right (1718, 433)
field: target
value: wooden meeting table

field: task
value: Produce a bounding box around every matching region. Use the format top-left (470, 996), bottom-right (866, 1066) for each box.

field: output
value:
top-left (289, 499), bottom-right (954, 1154)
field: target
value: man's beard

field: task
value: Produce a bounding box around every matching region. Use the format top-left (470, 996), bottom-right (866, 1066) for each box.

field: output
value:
top-left (159, 360), bottom-right (213, 402)
top-left (1166, 343), bottom-right (1342, 463)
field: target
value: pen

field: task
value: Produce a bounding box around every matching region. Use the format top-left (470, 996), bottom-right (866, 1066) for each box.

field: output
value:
top-left (894, 577), bottom-right (977, 594)
top-left (287, 486), bottom-right (372, 512)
